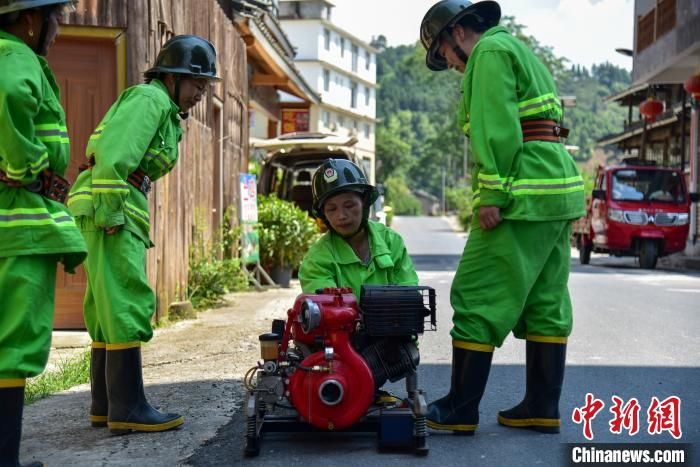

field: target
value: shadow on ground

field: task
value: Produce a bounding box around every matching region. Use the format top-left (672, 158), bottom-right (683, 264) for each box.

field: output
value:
top-left (187, 364), bottom-right (699, 467)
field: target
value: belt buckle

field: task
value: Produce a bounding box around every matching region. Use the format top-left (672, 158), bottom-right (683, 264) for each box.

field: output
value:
top-left (141, 175), bottom-right (152, 195)
top-left (553, 125), bottom-right (561, 137)
top-left (25, 178), bottom-right (44, 194)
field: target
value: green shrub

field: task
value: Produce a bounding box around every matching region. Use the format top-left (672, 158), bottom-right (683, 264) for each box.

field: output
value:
top-left (384, 175), bottom-right (421, 215)
top-left (257, 194), bottom-right (320, 269)
top-left (187, 207), bottom-right (249, 310)
top-left (446, 185), bottom-right (473, 231)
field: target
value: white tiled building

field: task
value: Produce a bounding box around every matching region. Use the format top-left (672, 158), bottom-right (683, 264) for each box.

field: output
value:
top-left (279, 0), bottom-right (377, 183)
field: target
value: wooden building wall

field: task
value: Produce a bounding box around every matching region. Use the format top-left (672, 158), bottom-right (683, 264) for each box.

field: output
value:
top-left (66, 0), bottom-right (248, 321)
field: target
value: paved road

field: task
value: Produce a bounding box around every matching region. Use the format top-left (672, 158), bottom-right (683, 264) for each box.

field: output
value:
top-left (190, 216), bottom-right (699, 466)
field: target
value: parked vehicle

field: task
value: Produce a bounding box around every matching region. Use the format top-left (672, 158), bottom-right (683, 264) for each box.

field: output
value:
top-left (573, 159), bottom-right (698, 269)
top-left (255, 132), bottom-right (381, 223)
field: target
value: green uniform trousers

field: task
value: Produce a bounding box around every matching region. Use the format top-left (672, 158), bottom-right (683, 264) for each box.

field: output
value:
top-left (0, 255), bottom-right (58, 383)
top-left (450, 219), bottom-right (573, 347)
top-left (78, 217), bottom-right (155, 344)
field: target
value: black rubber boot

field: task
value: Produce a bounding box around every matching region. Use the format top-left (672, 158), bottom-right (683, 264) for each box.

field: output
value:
top-left (0, 386), bottom-right (23, 467)
top-left (0, 385), bottom-right (44, 467)
top-left (426, 344), bottom-right (493, 434)
top-left (90, 343), bottom-right (108, 427)
top-left (498, 340), bottom-right (566, 433)
top-left (106, 346), bottom-right (184, 435)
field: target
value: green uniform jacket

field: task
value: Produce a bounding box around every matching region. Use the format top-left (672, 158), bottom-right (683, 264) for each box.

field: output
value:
top-left (458, 26), bottom-right (585, 222)
top-left (67, 80), bottom-right (182, 247)
top-left (299, 221), bottom-right (418, 299)
top-left (0, 30), bottom-right (86, 271)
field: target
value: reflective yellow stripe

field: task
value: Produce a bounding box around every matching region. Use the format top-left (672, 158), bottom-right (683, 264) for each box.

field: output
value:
top-left (91, 342), bottom-right (107, 349)
top-left (478, 174), bottom-right (514, 191)
top-left (66, 190), bottom-right (151, 229)
top-left (453, 340), bottom-right (494, 352)
top-left (89, 125), bottom-right (106, 141)
top-left (0, 209), bottom-right (75, 228)
top-left (527, 335), bottom-right (567, 344)
top-left (0, 378), bottom-right (26, 388)
top-left (511, 176), bottom-right (584, 196)
top-left (92, 178), bottom-right (128, 186)
top-left (108, 416), bottom-right (184, 432)
top-left (106, 342), bottom-right (141, 350)
top-left (92, 179), bottom-right (130, 194)
top-left (498, 415), bottom-right (560, 427)
top-left (518, 93), bottom-right (561, 118)
top-left (2, 154), bottom-right (49, 179)
top-left (125, 202), bottom-right (150, 228)
top-left (146, 148), bottom-right (169, 169)
top-left (426, 420), bottom-right (477, 432)
top-left (66, 192), bottom-right (92, 206)
top-left (472, 190), bottom-right (481, 208)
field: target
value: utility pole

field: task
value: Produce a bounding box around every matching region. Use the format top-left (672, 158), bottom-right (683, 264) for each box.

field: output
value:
top-left (463, 137), bottom-right (469, 179)
top-left (441, 168), bottom-right (446, 215)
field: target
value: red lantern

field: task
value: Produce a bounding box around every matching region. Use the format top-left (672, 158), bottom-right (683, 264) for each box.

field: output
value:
top-left (684, 74), bottom-right (700, 100)
top-left (639, 98), bottom-right (664, 122)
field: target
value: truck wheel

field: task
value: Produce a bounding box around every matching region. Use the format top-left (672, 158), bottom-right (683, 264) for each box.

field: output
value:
top-left (639, 240), bottom-right (658, 269)
top-left (579, 237), bottom-right (592, 265)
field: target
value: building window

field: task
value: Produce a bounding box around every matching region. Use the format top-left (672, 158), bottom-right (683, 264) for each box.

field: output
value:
top-left (337, 115), bottom-right (344, 128)
top-left (353, 120), bottom-right (358, 131)
top-left (325, 5), bottom-right (331, 20)
top-left (351, 44), bottom-right (358, 72)
top-left (364, 123), bottom-right (370, 139)
top-left (322, 110), bottom-right (330, 127)
top-left (340, 37), bottom-right (345, 57)
top-left (324, 28), bottom-right (330, 50)
top-left (351, 82), bottom-right (357, 108)
top-left (364, 86), bottom-right (370, 106)
top-left (323, 69), bottom-right (330, 91)
top-left (365, 50), bottom-right (371, 70)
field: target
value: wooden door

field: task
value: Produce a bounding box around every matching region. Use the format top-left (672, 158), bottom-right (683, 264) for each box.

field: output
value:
top-left (48, 35), bottom-right (118, 329)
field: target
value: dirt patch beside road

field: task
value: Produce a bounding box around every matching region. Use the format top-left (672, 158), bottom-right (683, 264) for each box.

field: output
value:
top-left (21, 286), bottom-right (300, 467)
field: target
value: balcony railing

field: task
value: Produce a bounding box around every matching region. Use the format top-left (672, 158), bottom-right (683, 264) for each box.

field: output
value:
top-left (635, 0), bottom-right (676, 53)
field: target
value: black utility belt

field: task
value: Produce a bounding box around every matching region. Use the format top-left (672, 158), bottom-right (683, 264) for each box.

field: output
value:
top-left (0, 169), bottom-right (71, 204)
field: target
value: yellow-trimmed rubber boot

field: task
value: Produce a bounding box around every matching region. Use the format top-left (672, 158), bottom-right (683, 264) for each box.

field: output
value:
top-left (90, 342), bottom-right (108, 427)
top-left (498, 339), bottom-right (566, 433)
top-left (106, 344), bottom-right (184, 435)
top-left (426, 342), bottom-right (493, 435)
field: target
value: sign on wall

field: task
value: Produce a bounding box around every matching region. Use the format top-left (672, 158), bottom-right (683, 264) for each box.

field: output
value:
top-left (239, 173), bottom-right (259, 264)
top-left (281, 108), bottom-right (310, 134)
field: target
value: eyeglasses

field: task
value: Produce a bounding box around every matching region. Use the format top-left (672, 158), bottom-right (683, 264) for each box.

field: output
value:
top-left (192, 80), bottom-right (209, 96)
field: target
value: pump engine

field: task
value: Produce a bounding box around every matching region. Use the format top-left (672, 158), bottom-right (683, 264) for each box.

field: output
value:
top-left (244, 285), bottom-right (436, 456)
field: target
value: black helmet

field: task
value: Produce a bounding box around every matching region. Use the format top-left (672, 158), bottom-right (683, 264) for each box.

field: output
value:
top-left (312, 159), bottom-right (378, 218)
top-left (144, 34), bottom-right (221, 81)
top-left (420, 0), bottom-right (501, 71)
top-left (0, 0), bottom-right (71, 15)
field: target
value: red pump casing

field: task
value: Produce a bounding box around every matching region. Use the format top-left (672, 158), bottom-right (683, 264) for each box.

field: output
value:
top-left (282, 288), bottom-right (374, 431)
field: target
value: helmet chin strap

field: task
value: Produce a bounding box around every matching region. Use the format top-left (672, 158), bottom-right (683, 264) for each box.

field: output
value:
top-left (35, 7), bottom-right (52, 56)
top-left (174, 75), bottom-right (189, 119)
top-left (442, 30), bottom-right (469, 65)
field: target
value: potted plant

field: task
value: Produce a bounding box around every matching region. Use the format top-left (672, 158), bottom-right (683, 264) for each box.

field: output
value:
top-left (257, 194), bottom-right (320, 287)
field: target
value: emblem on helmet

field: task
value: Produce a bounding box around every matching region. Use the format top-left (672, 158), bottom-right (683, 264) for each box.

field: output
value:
top-left (324, 168), bottom-right (338, 183)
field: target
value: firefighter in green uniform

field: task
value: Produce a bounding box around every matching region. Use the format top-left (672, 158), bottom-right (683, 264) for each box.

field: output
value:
top-left (0, 1), bottom-right (87, 465)
top-left (299, 159), bottom-right (418, 297)
top-left (66, 35), bottom-right (220, 435)
top-left (420, 0), bottom-right (585, 435)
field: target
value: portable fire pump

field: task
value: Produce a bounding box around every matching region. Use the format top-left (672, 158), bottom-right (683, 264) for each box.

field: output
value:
top-left (244, 285), bottom-right (437, 456)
